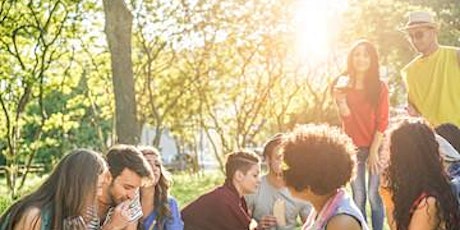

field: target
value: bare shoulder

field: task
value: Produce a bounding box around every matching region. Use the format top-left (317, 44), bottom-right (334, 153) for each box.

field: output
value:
top-left (417, 196), bottom-right (436, 208)
top-left (409, 196), bottom-right (439, 230)
top-left (326, 214), bottom-right (362, 230)
top-left (14, 207), bottom-right (42, 230)
top-left (415, 196), bottom-right (437, 211)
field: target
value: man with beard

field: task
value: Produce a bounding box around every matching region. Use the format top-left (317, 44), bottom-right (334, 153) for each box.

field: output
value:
top-left (97, 144), bottom-right (153, 230)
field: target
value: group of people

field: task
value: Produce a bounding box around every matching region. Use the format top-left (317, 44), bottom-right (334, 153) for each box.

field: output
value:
top-left (0, 145), bottom-right (184, 230)
top-left (328, 10), bottom-right (460, 230)
top-left (182, 9), bottom-right (460, 230)
top-left (1, 10), bottom-right (460, 230)
top-left (181, 121), bottom-right (460, 230)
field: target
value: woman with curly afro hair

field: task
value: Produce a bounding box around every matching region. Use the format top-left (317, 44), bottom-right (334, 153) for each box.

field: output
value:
top-left (282, 124), bottom-right (369, 230)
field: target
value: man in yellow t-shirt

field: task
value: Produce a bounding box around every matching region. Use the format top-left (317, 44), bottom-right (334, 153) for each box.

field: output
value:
top-left (400, 11), bottom-right (460, 127)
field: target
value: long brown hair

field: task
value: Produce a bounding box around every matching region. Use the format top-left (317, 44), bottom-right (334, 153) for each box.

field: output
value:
top-left (346, 39), bottom-right (382, 108)
top-left (0, 149), bottom-right (107, 230)
top-left (139, 146), bottom-right (172, 230)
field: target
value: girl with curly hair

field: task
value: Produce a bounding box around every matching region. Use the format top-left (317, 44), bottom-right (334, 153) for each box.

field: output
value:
top-left (384, 119), bottom-right (460, 230)
top-left (282, 124), bottom-right (369, 230)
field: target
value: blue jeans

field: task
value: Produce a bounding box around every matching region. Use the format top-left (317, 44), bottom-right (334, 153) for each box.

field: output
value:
top-left (351, 148), bottom-right (384, 230)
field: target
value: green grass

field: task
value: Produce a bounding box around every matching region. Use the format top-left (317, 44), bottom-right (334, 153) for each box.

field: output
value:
top-left (171, 170), bottom-right (224, 207)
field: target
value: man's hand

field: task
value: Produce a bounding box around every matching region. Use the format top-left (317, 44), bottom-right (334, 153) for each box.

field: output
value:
top-left (405, 103), bottom-right (420, 117)
top-left (102, 202), bottom-right (131, 230)
top-left (257, 215), bottom-right (277, 230)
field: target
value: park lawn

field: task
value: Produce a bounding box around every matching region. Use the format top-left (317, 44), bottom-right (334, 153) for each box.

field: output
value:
top-left (171, 170), bottom-right (225, 207)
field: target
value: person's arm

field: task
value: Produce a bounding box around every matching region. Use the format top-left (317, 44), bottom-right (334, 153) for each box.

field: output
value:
top-left (325, 214), bottom-right (362, 230)
top-left (14, 207), bottom-right (42, 230)
top-left (406, 102), bottom-right (420, 117)
top-left (255, 215), bottom-right (277, 230)
top-left (369, 83), bottom-right (389, 174)
top-left (456, 49), bottom-right (460, 67)
top-left (165, 198), bottom-right (184, 230)
top-left (298, 202), bottom-right (312, 223)
top-left (333, 89), bottom-right (351, 117)
top-left (401, 68), bottom-right (421, 117)
top-left (408, 196), bottom-right (439, 230)
top-left (368, 131), bottom-right (384, 174)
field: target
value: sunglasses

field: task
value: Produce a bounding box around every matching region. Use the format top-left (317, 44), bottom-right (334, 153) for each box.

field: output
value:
top-left (407, 29), bottom-right (430, 40)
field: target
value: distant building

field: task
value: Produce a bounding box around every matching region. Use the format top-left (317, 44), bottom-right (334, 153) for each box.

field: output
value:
top-left (140, 124), bottom-right (178, 164)
top-left (140, 124), bottom-right (221, 170)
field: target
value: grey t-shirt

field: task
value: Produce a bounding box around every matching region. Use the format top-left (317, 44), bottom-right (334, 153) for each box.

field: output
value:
top-left (245, 176), bottom-right (312, 230)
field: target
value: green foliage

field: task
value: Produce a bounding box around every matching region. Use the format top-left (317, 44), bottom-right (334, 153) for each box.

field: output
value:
top-left (0, 196), bottom-right (11, 216)
top-left (0, 0), bottom-right (114, 197)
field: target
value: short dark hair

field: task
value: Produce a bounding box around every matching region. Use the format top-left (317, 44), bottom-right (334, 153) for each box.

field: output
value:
top-left (262, 133), bottom-right (284, 160)
top-left (435, 123), bottom-right (460, 153)
top-left (283, 124), bottom-right (356, 195)
top-left (225, 150), bottom-right (260, 180)
top-left (106, 144), bottom-right (153, 181)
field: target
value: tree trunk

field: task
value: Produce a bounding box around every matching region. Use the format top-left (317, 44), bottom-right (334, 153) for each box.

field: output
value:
top-left (102, 0), bottom-right (139, 144)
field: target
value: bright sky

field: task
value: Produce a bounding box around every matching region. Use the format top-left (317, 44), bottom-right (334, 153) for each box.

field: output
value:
top-left (293, 0), bottom-right (349, 64)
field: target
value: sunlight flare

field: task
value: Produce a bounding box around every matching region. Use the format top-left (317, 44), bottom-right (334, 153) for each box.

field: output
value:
top-left (293, 0), bottom-right (348, 63)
